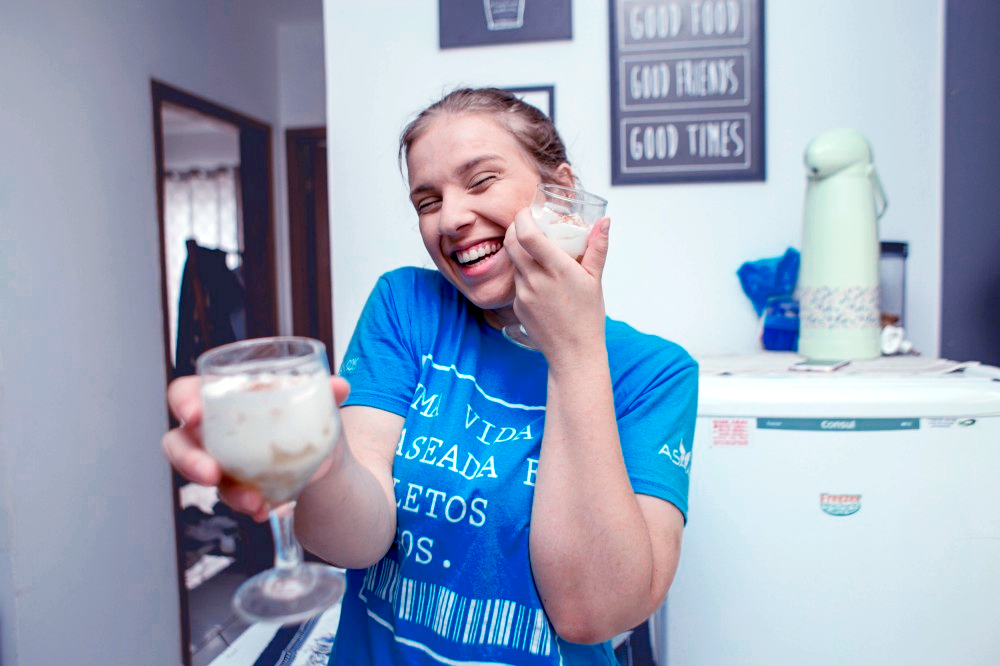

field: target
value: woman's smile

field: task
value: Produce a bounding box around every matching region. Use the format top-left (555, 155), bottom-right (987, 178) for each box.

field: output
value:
top-left (454, 239), bottom-right (504, 267)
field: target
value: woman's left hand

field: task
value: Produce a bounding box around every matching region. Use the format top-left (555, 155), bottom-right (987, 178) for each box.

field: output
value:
top-left (503, 207), bottom-right (611, 361)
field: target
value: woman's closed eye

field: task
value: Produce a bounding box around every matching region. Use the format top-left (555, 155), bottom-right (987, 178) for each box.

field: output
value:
top-left (415, 197), bottom-right (441, 214)
top-left (469, 174), bottom-right (497, 191)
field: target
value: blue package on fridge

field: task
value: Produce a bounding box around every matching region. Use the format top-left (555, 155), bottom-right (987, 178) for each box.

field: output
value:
top-left (761, 297), bottom-right (800, 351)
top-left (737, 248), bottom-right (801, 316)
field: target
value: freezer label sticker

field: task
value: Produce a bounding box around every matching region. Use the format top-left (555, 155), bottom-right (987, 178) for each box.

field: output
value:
top-left (757, 418), bottom-right (919, 431)
top-left (820, 493), bottom-right (861, 516)
top-left (711, 418), bottom-right (752, 446)
top-left (927, 417), bottom-right (978, 428)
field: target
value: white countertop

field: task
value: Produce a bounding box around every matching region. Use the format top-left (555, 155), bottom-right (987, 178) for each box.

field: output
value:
top-left (695, 351), bottom-right (990, 377)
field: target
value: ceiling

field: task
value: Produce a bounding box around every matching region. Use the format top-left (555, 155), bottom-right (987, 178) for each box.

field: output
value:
top-left (161, 101), bottom-right (239, 138)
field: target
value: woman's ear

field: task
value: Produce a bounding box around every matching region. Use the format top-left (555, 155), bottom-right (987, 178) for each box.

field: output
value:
top-left (554, 163), bottom-right (575, 187)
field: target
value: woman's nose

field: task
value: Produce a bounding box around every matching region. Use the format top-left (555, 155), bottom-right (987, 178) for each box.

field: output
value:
top-left (438, 194), bottom-right (475, 235)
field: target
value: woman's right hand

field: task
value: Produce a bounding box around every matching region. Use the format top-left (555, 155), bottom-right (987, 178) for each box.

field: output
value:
top-left (161, 374), bottom-right (352, 522)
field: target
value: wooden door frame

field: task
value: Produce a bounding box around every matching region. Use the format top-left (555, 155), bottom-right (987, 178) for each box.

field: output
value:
top-left (286, 127), bottom-right (334, 364)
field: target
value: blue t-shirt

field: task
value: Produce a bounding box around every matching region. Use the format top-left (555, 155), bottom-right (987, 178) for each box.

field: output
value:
top-left (333, 267), bottom-right (698, 665)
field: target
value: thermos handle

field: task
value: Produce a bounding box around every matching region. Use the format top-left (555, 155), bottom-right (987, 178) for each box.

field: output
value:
top-left (867, 164), bottom-right (888, 220)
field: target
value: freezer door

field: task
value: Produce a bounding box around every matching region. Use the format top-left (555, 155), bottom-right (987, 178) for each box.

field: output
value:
top-left (660, 414), bottom-right (1000, 666)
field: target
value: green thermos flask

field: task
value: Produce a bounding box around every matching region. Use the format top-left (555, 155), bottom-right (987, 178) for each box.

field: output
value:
top-left (797, 128), bottom-right (888, 361)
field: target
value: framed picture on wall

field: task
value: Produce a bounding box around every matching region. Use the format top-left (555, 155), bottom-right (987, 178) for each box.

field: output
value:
top-left (439, 0), bottom-right (572, 49)
top-left (505, 85), bottom-right (555, 121)
top-left (608, 0), bottom-right (766, 184)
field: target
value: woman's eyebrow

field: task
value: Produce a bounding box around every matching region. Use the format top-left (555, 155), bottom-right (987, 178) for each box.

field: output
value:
top-left (455, 154), bottom-right (504, 177)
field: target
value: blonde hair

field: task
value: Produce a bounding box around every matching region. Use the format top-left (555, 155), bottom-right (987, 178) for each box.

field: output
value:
top-left (399, 87), bottom-right (570, 183)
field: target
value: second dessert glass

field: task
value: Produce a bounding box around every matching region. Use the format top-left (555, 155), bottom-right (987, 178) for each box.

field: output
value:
top-left (502, 183), bottom-right (608, 351)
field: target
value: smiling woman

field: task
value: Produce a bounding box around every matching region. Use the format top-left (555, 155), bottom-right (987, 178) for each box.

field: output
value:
top-left (161, 86), bottom-right (699, 666)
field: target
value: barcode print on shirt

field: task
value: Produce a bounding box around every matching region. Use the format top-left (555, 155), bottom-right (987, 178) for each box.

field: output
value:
top-left (361, 560), bottom-right (553, 656)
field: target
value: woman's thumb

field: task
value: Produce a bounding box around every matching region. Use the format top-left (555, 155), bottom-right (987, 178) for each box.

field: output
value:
top-left (581, 217), bottom-right (610, 277)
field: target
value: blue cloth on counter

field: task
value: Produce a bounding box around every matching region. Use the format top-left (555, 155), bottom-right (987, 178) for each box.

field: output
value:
top-left (738, 248), bottom-right (801, 351)
top-left (761, 298), bottom-right (800, 352)
top-left (737, 248), bottom-right (800, 316)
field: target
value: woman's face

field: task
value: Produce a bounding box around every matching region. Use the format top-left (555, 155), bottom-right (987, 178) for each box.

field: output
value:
top-left (406, 113), bottom-right (544, 317)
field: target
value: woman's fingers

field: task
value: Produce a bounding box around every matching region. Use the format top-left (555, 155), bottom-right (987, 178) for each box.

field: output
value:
top-left (218, 478), bottom-right (269, 522)
top-left (162, 375), bottom-right (218, 486)
top-left (580, 216), bottom-right (611, 279)
top-left (167, 375), bottom-right (202, 425)
top-left (331, 375), bottom-right (351, 406)
top-left (508, 207), bottom-right (560, 267)
top-left (161, 426), bottom-right (221, 486)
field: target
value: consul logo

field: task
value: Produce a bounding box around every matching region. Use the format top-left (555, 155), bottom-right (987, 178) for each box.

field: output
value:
top-left (820, 493), bottom-right (862, 516)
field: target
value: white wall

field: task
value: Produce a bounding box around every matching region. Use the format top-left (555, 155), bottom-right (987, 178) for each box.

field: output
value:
top-left (0, 1), bottom-right (322, 664)
top-left (323, 0), bottom-right (944, 366)
top-left (280, 22), bottom-right (328, 129)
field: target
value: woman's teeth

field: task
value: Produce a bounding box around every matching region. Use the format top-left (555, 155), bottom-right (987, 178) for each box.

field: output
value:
top-left (455, 241), bottom-right (502, 266)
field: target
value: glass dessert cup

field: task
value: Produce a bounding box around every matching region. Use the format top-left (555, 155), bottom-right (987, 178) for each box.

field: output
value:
top-left (197, 336), bottom-right (345, 625)
top-left (502, 183), bottom-right (609, 351)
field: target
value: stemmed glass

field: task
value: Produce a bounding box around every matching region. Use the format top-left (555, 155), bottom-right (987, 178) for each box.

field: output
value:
top-left (197, 336), bottom-right (346, 625)
top-left (502, 183), bottom-right (609, 350)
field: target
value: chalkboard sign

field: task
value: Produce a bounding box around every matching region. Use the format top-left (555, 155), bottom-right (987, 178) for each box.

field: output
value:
top-left (609, 0), bottom-right (765, 184)
top-left (439, 0), bottom-right (572, 49)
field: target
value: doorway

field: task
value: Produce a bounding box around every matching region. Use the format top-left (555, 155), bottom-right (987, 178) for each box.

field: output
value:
top-left (941, 0), bottom-right (1000, 365)
top-left (152, 80), bottom-right (278, 666)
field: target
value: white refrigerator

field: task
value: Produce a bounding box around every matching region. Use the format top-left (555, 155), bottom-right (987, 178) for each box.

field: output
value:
top-left (653, 355), bottom-right (1000, 666)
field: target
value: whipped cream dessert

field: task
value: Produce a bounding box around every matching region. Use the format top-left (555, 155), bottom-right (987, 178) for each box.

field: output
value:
top-left (201, 370), bottom-right (339, 505)
top-left (532, 202), bottom-right (592, 259)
